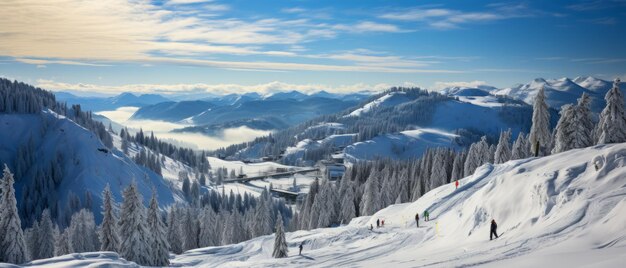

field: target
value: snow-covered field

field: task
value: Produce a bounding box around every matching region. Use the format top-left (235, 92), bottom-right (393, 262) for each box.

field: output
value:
top-left (16, 142), bottom-right (626, 267)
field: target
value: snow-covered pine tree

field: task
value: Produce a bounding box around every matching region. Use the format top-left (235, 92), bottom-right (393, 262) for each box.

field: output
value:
top-left (359, 170), bottom-right (381, 216)
top-left (511, 132), bottom-right (527, 160)
top-left (596, 78), bottom-right (626, 144)
top-left (552, 104), bottom-right (575, 153)
top-left (99, 184), bottom-right (119, 252)
top-left (451, 151), bottom-right (465, 181)
top-left (339, 184), bottom-right (356, 224)
top-left (494, 129), bottom-right (512, 164)
top-left (167, 207), bottom-right (183, 254)
top-left (0, 164), bottom-right (29, 264)
top-left (69, 209), bottom-right (99, 253)
top-left (25, 222), bottom-right (39, 260)
top-left (54, 228), bottom-right (72, 256)
top-left (182, 207), bottom-right (200, 250)
top-left (199, 206), bottom-right (217, 247)
top-left (147, 190), bottom-right (170, 267)
top-left (272, 212), bottom-right (288, 258)
top-left (37, 209), bottom-right (55, 259)
top-left (254, 190), bottom-right (273, 236)
top-left (571, 93), bottom-right (595, 149)
top-left (118, 182), bottom-right (151, 266)
top-left (529, 87), bottom-right (552, 156)
top-left (463, 137), bottom-right (489, 177)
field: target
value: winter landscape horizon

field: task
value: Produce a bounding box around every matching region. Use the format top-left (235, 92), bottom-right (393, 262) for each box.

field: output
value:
top-left (1, 0), bottom-right (626, 267)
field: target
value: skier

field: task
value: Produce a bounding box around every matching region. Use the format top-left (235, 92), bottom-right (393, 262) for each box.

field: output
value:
top-left (423, 210), bottom-right (430, 222)
top-left (415, 213), bottom-right (419, 228)
top-left (455, 180), bottom-right (459, 189)
top-left (376, 218), bottom-right (380, 228)
top-left (490, 219), bottom-right (499, 240)
top-left (381, 219), bottom-right (385, 227)
top-left (299, 242), bottom-right (304, 255)
top-left (370, 224), bottom-right (374, 231)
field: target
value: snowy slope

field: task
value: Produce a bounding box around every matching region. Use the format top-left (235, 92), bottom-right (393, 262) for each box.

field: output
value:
top-left (0, 110), bottom-right (181, 223)
top-left (170, 143), bottom-right (626, 267)
top-left (344, 129), bottom-right (460, 160)
top-left (11, 143), bottom-right (626, 267)
top-left (345, 91), bottom-right (410, 117)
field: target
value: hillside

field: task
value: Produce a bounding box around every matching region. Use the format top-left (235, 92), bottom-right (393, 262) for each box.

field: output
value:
top-left (16, 141), bottom-right (626, 267)
top-left (0, 110), bottom-right (182, 225)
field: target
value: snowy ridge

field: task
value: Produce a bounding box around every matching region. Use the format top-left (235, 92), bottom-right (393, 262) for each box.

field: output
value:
top-left (345, 91), bottom-right (409, 117)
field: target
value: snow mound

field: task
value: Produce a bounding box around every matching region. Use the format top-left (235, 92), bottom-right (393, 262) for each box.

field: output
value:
top-left (6, 252), bottom-right (139, 267)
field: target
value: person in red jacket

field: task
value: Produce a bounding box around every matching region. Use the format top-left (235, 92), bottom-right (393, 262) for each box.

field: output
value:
top-left (455, 180), bottom-right (459, 189)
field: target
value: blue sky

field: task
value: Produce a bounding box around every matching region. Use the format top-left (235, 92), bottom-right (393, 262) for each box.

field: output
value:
top-left (0, 0), bottom-right (625, 96)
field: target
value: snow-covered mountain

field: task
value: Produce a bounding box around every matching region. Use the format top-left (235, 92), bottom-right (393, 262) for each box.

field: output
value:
top-left (55, 92), bottom-right (170, 111)
top-left (490, 76), bottom-right (624, 112)
top-left (129, 100), bottom-right (215, 122)
top-left (20, 142), bottom-right (626, 267)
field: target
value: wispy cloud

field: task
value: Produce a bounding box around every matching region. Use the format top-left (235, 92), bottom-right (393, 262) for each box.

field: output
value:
top-left (0, 0), bottom-right (419, 72)
top-left (379, 4), bottom-right (536, 29)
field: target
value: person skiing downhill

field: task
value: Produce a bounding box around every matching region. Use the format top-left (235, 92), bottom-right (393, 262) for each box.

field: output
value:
top-left (376, 218), bottom-right (380, 228)
top-left (423, 210), bottom-right (430, 222)
top-left (299, 242), bottom-right (304, 255)
top-left (490, 219), bottom-right (499, 240)
top-left (455, 180), bottom-right (459, 189)
top-left (415, 213), bottom-right (419, 228)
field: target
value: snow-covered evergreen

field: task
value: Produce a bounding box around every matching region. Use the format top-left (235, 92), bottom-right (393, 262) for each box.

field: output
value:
top-left (511, 132), bottom-right (529, 160)
top-left (98, 184), bottom-right (120, 252)
top-left (552, 104), bottom-right (575, 154)
top-left (0, 164), bottom-right (29, 264)
top-left (529, 87), bottom-right (552, 156)
top-left (494, 129), bottom-right (512, 164)
top-left (36, 209), bottom-right (55, 259)
top-left (68, 209), bottom-right (99, 253)
top-left (272, 212), bottom-right (288, 258)
top-left (118, 182), bottom-right (151, 266)
top-left (167, 207), bottom-right (184, 254)
top-left (596, 78), bottom-right (626, 144)
top-left (360, 170), bottom-right (381, 216)
top-left (340, 184), bottom-right (356, 224)
top-left (54, 229), bottom-right (72, 257)
top-left (571, 93), bottom-right (595, 149)
top-left (147, 190), bottom-right (170, 267)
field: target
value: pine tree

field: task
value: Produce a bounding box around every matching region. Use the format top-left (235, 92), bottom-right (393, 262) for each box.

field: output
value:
top-left (118, 182), bottom-right (151, 265)
top-left (182, 208), bottom-right (199, 250)
top-left (99, 184), bottom-right (120, 252)
top-left (199, 207), bottom-right (217, 247)
top-left (596, 78), bottom-right (626, 144)
top-left (37, 209), bottom-right (55, 259)
top-left (359, 170), bottom-right (380, 216)
top-left (167, 207), bottom-right (183, 254)
top-left (69, 209), bottom-right (99, 253)
top-left (25, 222), bottom-right (39, 260)
top-left (272, 212), bottom-right (288, 258)
top-left (339, 184), bottom-right (356, 224)
top-left (552, 104), bottom-right (575, 153)
top-left (494, 129), bottom-right (512, 164)
top-left (54, 229), bottom-right (72, 256)
top-left (572, 93), bottom-right (595, 149)
top-left (511, 132), bottom-right (528, 160)
top-left (147, 191), bottom-right (170, 266)
top-left (254, 191), bottom-right (273, 236)
top-left (529, 87), bottom-right (552, 156)
top-left (451, 151), bottom-right (465, 181)
top-left (0, 164), bottom-right (29, 264)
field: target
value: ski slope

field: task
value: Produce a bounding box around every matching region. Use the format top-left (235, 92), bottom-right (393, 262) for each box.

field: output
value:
top-left (173, 143), bottom-right (626, 267)
top-left (9, 143), bottom-right (626, 267)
